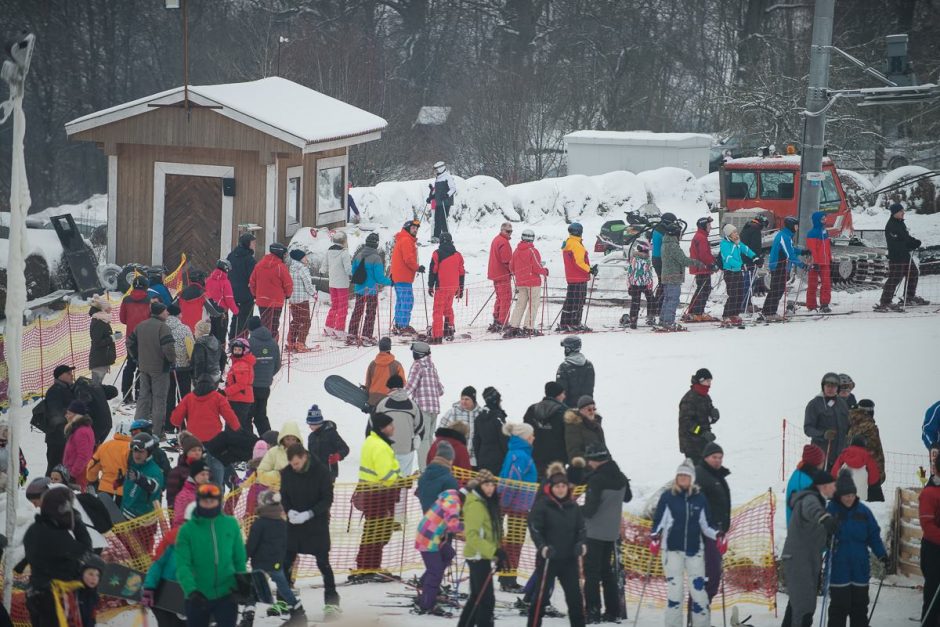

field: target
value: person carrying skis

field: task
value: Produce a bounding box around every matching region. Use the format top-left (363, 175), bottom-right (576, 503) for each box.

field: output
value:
top-left (224, 338), bottom-right (256, 434)
top-left (498, 422), bottom-right (537, 594)
top-left (427, 232), bottom-right (465, 343)
top-left (920, 455), bottom-right (940, 627)
top-left (488, 222), bottom-right (514, 333)
top-left (826, 469), bottom-right (888, 627)
top-left (804, 372), bottom-right (850, 471)
top-left (660, 220), bottom-right (704, 331)
top-left (625, 239), bottom-right (655, 329)
top-left (324, 230), bottom-right (352, 339)
top-left (527, 462), bottom-right (587, 627)
top-left (847, 400), bottom-right (885, 502)
top-left (686, 216), bottom-right (717, 322)
top-left (694, 441), bottom-right (731, 605)
top-left (348, 232), bottom-right (392, 346)
top-left (559, 222), bottom-right (596, 332)
top-left (120, 276), bottom-right (152, 403)
top-left (830, 435), bottom-right (881, 501)
top-left (877, 202), bottom-right (929, 310)
top-left (650, 460), bottom-right (722, 627)
top-left (781, 470), bottom-right (837, 627)
top-left (556, 336), bottom-right (594, 408)
top-left (739, 215), bottom-right (768, 306)
top-left (718, 223), bottom-right (757, 327)
top-left (430, 161), bottom-right (456, 242)
top-left (406, 340), bottom-right (444, 469)
top-left (805, 210), bottom-right (834, 313)
top-left (506, 228), bottom-right (549, 337)
top-left (375, 374), bottom-right (424, 476)
top-left (249, 242), bottom-right (293, 341)
top-left (305, 404), bottom-right (349, 482)
top-left (390, 219), bottom-right (423, 336)
top-left (439, 386), bottom-right (482, 466)
top-left (365, 337), bottom-right (406, 407)
top-left (678, 368), bottom-right (719, 464)
top-left (227, 232), bottom-right (257, 340)
top-left (785, 444), bottom-right (826, 524)
top-left (523, 381), bottom-right (569, 480)
top-left (762, 216), bottom-right (808, 321)
top-left (458, 469), bottom-right (503, 627)
top-left (473, 386), bottom-right (509, 475)
top-left (581, 443), bottom-right (630, 623)
top-left (650, 212), bottom-right (678, 318)
top-left (286, 248), bottom-right (317, 352)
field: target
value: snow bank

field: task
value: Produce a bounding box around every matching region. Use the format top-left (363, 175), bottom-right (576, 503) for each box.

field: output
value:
top-left (591, 170), bottom-right (648, 216)
top-left (30, 194), bottom-right (107, 224)
top-left (871, 165), bottom-right (939, 214)
top-left (698, 171), bottom-right (720, 208)
top-left (0, 228), bottom-right (64, 272)
top-left (637, 167), bottom-right (709, 223)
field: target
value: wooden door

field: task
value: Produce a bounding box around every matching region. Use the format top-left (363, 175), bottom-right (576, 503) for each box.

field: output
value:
top-left (163, 174), bottom-right (223, 274)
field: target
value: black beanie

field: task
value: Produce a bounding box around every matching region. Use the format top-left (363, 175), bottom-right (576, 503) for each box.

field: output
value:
top-left (461, 386), bottom-right (477, 402)
top-left (150, 302), bottom-right (167, 316)
top-left (834, 469), bottom-right (857, 498)
top-left (812, 469), bottom-right (836, 487)
top-left (693, 368), bottom-right (713, 384)
top-left (386, 374), bottom-right (404, 389)
top-left (289, 248), bottom-right (306, 261)
top-left (371, 413), bottom-right (394, 431)
top-left (247, 316), bottom-right (262, 331)
top-left (545, 381), bottom-right (565, 398)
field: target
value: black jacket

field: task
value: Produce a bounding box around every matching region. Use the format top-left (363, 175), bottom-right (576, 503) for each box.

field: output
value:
top-left (884, 216), bottom-right (921, 262)
top-left (88, 314), bottom-right (116, 369)
top-left (72, 377), bottom-right (113, 445)
top-left (695, 461), bottom-right (731, 533)
top-left (306, 420), bottom-right (350, 480)
top-left (556, 353), bottom-right (595, 408)
top-left (279, 457), bottom-right (334, 554)
top-left (740, 223), bottom-right (763, 268)
top-left (523, 397), bottom-right (569, 476)
top-left (191, 335), bottom-right (222, 384)
top-left (528, 485), bottom-right (586, 559)
top-left (678, 386), bottom-right (716, 461)
top-left (227, 244), bottom-right (257, 303)
top-left (23, 514), bottom-right (92, 590)
top-left (473, 405), bottom-right (508, 474)
top-left (246, 508), bottom-right (288, 572)
top-left (43, 380), bottom-right (73, 445)
top-left (582, 459), bottom-right (631, 541)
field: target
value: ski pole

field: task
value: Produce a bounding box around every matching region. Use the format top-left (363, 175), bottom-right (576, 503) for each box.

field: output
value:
top-left (867, 572), bottom-right (884, 623)
top-left (583, 276), bottom-right (596, 328)
top-left (721, 573), bottom-right (727, 627)
top-left (419, 272), bottom-right (430, 330)
top-left (468, 288), bottom-right (496, 327)
top-left (900, 256), bottom-right (914, 307)
top-left (818, 536), bottom-right (835, 627)
top-left (633, 552), bottom-right (655, 627)
top-left (922, 581), bottom-right (940, 627)
top-left (531, 555), bottom-right (551, 627)
top-left (459, 563), bottom-right (498, 627)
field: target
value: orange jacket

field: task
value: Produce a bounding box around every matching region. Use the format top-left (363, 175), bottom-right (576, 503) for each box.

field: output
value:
top-left (85, 433), bottom-right (131, 496)
top-left (365, 353), bottom-right (406, 406)
top-left (390, 229), bottom-right (420, 284)
top-left (249, 254), bottom-right (293, 307)
top-left (225, 353), bottom-right (256, 403)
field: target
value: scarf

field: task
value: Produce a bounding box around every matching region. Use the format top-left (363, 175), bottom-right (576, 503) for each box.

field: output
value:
top-left (196, 503), bottom-right (221, 518)
top-left (692, 383), bottom-right (711, 396)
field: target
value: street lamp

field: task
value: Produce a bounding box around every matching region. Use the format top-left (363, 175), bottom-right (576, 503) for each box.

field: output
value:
top-left (164, 0), bottom-right (189, 110)
top-left (277, 35), bottom-right (289, 76)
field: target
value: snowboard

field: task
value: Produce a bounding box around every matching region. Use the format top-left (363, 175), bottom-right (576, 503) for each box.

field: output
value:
top-left (324, 375), bottom-right (372, 414)
top-left (99, 563), bottom-right (144, 602)
top-left (153, 580), bottom-right (185, 615)
top-left (97, 492), bottom-right (126, 525)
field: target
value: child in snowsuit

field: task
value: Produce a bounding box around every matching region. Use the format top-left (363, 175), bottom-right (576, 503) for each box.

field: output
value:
top-left (246, 489), bottom-right (304, 619)
top-left (77, 555), bottom-right (104, 627)
top-left (826, 470), bottom-right (887, 627)
top-left (831, 435), bottom-right (881, 501)
top-left (427, 232), bottom-right (465, 343)
top-left (415, 488), bottom-right (465, 615)
top-left (626, 240), bottom-right (655, 329)
top-left (224, 338), bottom-right (256, 433)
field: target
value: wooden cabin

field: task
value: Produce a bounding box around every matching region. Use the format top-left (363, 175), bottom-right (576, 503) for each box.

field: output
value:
top-left (65, 77), bottom-right (386, 271)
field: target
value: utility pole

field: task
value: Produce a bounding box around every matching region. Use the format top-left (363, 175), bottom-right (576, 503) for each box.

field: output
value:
top-left (796, 0), bottom-right (834, 245)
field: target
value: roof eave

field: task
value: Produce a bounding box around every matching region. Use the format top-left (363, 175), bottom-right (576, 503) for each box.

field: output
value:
top-left (302, 129), bottom-right (385, 154)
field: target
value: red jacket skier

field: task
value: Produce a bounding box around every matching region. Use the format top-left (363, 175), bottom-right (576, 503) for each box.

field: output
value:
top-left (805, 210), bottom-right (832, 312)
top-left (687, 216), bottom-right (717, 319)
top-left (510, 239), bottom-right (548, 287)
top-left (120, 279), bottom-right (152, 337)
top-left (428, 233), bottom-right (465, 342)
top-left (177, 271), bottom-right (208, 332)
top-left (205, 265), bottom-right (239, 315)
top-left (487, 224), bottom-right (514, 330)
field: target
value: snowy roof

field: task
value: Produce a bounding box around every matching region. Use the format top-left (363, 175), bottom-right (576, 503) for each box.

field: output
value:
top-left (727, 155), bottom-right (833, 167)
top-left (65, 77), bottom-right (387, 152)
top-left (564, 130), bottom-right (712, 147)
top-left (414, 106), bottom-right (451, 126)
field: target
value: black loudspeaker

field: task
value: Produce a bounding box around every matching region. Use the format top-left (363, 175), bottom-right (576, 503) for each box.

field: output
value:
top-left (223, 178), bottom-right (236, 197)
top-left (50, 213), bottom-right (102, 295)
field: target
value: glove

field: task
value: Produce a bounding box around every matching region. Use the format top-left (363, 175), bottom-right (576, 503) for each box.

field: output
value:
top-left (288, 509), bottom-right (314, 525)
top-left (576, 542), bottom-right (587, 557)
top-left (417, 265), bottom-right (426, 273)
top-left (755, 256), bottom-right (764, 268)
top-left (126, 468), bottom-right (139, 482)
top-left (821, 514), bottom-right (838, 536)
top-left (649, 535), bottom-right (662, 557)
top-left (824, 429), bottom-right (837, 441)
top-left (702, 430), bottom-right (717, 443)
top-left (141, 589), bottom-right (156, 608)
top-left (590, 264), bottom-right (599, 277)
top-left (327, 453), bottom-right (341, 466)
top-left (428, 288), bottom-right (435, 297)
top-left (457, 290), bottom-right (464, 299)
top-left (187, 591), bottom-right (208, 608)
top-left (541, 545), bottom-right (556, 559)
top-left (709, 407), bottom-right (720, 423)
top-left (912, 238), bottom-right (922, 249)
top-left (716, 533), bottom-right (728, 555)
top-left (135, 474), bottom-right (156, 493)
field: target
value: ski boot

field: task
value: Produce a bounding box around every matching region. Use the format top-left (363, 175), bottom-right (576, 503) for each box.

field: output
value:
top-left (618, 313), bottom-right (631, 328)
top-left (514, 597), bottom-right (530, 615)
top-left (444, 323), bottom-right (456, 340)
top-left (573, 324), bottom-right (593, 332)
top-left (730, 315), bottom-right (744, 327)
top-left (502, 326), bottom-right (522, 339)
top-left (412, 602), bottom-right (453, 617)
top-left (344, 335), bottom-right (360, 346)
top-left (543, 604), bottom-right (567, 618)
top-left (323, 604), bottom-right (342, 622)
top-left (500, 580), bottom-right (525, 594)
top-left (267, 601), bottom-right (291, 617)
top-left (428, 336), bottom-right (443, 345)
top-left (906, 295), bottom-right (930, 306)
top-left (873, 303), bottom-right (901, 313)
top-left (629, 316), bottom-right (638, 330)
top-left (555, 324), bottom-right (571, 333)
top-left (693, 313), bottom-right (718, 322)
top-left (601, 612), bottom-right (623, 624)
top-left (818, 304), bottom-right (832, 314)
top-left (645, 316), bottom-right (657, 327)
top-left (238, 608), bottom-right (255, 627)
top-left (719, 317), bottom-right (735, 328)
top-left (486, 322), bottom-right (504, 333)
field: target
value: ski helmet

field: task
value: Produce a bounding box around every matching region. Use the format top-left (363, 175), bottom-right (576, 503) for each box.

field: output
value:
top-left (560, 335), bottom-right (582, 353)
top-left (366, 232), bottom-right (380, 247)
top-left (568, 223), bottom-right (584, 236)
top-left (433, 161), bottom-right (447, 175)
top-left (696, 216), bottom-right (713, 229)
top-left (114, 418), bottom-right (134, 437)
top-left (439, 232), bottom-right (453, 245)
top-left (189, 269), bottom-right (207, 284)
top-left (269, 242), bottom-right (288, 258)
top-left (131, 432), bottom-right (157, 454)
top-left (751, 215), bottom-right (770, 228)
top-left (130, 419), bottom-right (153, 433)
top-left (665, 221), bottom-right (683, 236)
top-left (660, 212), bottom-right (678, 225)
top-left (132, 276), bottom-right (150, 290)
top-left (238, 232), bottom-right (257, 247)
top-left (838, 373), bottom-right (854, 389)
top-left (216, 259), bottom-right (231, 272)
top-left (411, 340), bottom-right (431, 356)
top-left (784, 216), bottom-right (799, 230)
top-left (230, 337), bottom-right (250, 354)
top-left (821, 372), bottom-right (841, 388)
top-left (403, 219), bottom-right (421, 230)
top-left (521, 229), bottom-right (535, 242)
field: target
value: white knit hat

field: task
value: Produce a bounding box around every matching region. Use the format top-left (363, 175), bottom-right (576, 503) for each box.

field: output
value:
top-left (722, 223), bottom-right (738, 238)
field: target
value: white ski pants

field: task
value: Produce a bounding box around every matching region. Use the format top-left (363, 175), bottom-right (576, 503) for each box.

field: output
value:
top-left (663, 549), bottom-right (710, 627)
top-left (509, 286), bottom-right (542, 329)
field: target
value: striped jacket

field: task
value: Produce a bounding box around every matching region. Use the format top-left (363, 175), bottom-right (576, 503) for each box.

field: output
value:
top-left (415, 489), bottom-right (463, 553)
top-left (287, 258), bottom-right (316, 304)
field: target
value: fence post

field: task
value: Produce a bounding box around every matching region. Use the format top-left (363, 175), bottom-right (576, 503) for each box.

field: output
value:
top-left (66, 302), bottom-right (76, 368)
top-left (37, 316), bottom-right (44, 395)
top-left (768, 487), bottom-right (778, 617)
top-left (781, 418), bottom-right (786, 481)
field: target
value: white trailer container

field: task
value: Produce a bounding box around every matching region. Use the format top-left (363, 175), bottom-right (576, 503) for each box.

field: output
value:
top-left (564, 130), bottom-right (713, 178)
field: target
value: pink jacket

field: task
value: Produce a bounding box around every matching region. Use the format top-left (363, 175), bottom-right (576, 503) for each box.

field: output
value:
top-left (62, 418), bottom-right (95, 489)
top-left (205, 269), bottom-right (239, 315)
top-left (173, 480), bottom-right (197, 527)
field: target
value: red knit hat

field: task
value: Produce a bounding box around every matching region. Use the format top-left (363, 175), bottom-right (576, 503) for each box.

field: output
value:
top-left (801, 444), bottom-right (826, 468)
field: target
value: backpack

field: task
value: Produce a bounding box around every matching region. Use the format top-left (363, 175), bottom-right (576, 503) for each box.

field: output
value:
top-left (77, 492), bottom-right (114, 533)
top-left (30, 400), bottom-right (48, 434)
top-left (351, 259), bottom-right (367, 285)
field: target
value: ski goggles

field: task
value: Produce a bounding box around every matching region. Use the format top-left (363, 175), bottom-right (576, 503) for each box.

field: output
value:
top-left (197, 484), bottom-right (222, 499)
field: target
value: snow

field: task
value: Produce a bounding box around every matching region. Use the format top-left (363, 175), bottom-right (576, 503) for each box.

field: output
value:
top-left (727, 155), bottom-right (834, 167)
top-left (874, 164), bottom-right (937, 191)
top-left (698, 171), bottom-right (721, 208)
top-left (0, 226), bottom-right (64, 272)
top-left (66, 77), bottom-right (388, 147)
top-left (636, 167), bottom-right (709, 224)
top-left (414, 106), bottom-right (451, 126)
top-left (565, 130), bottom-right (713, 147)
top-left (29, 193), bottom-right (107, 224)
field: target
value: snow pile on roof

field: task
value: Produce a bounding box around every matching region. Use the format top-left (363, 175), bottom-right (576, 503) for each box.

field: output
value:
top-left (871, 165), bottom-right (939, 214)
top-left (592, 171), bottom-right (649, 215)
top-left (565, 130), bottom-right (712, 146)
top-left (698, 171), bottom-right (721, 208)
top-left (637, 167), bottom-right (709, 223)
top-left (0, 228), bottom-right (64, 272)
top-left (414, 106), bottom-right (451, 126)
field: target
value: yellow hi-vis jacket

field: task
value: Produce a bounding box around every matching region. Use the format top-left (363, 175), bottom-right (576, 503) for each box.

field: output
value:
top-left (359, 432), bottom-right (401, 485)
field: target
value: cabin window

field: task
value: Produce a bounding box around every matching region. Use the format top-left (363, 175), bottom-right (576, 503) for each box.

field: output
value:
top-left (315, 155), bottom-right (347, 225)
top-left (759, 171), bottom-right (795, 199)
top-left (286, 165), bottom-right (303, 236)
top-left (819, 170), bottom-right (841, 207)
top-left (727, 171), bottom-right (757, 199)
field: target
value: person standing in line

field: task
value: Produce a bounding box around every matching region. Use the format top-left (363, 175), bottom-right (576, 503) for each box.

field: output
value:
top-left (564, 396), bottom-right (606, 484)
top-left (228, 232), bottom-right (257, 340)
top-left (146, 266), bottom-right (173, 306)
top-left (439, 386), bottom-right (482, 467)
top-left (678, 368), bottom-right (719, 465)
top-left (374, 375), bottom-right (424, 476)
top-left (406, 340), bottom-right (444, 470)
top-left (558, 222), bottom-right (597, 332)
top-left (128, 302), bottom-right (176, 439)
top-left (838, 374), bottom-right (858, 409)
top-left (324, 230), bottom-right (352, 339)
top-left (347, 232), bottom-right (392, 346)
top-left (625, 239), bottom-right (655, 329)
top-left (205, 259), bottom-right (239, 346)
top-left (499, 422), bottom-right (537, 594)
top-left (177, 270), bottom-right (208, 333)
top-left (119, 276), bottom-right (152, 403)
top-left (522, 381), bottom-right (568, 479)
top-left (390, 219), bottom-right (423, 336)
top-left (556, 336), bottom-right (594, 408)
top-left (414, 485), bottom-right (465, 616)
top-left (85, 418), bottom-right (133, 506)
top-left (43, 365), bottom-right (75, 472)
top-left (686, 216), bottom-right (718, 322)
top-left (305, 405), bottom-right (349, 482)
top-left (61, 400), bottom-right (95, 490)
top-left (224, 338), bottom-right (256, 434)
top-left (364, 338), bottom-right (406, 408)
top-left (427, 422), bottom-right (472, 472)
top-left (781, 470), bottom-right (837, 627)
top-left (191, 320), bottom-right (222, 386)
top-left (694, 442), bottom-right (731, 606)
top-left (791, 447), bottom-right (826, 523)
top-left (427, 232), bottom-right (465, 343)
top-left (660, 219), bottom-right (704, 331)
top-left (285, 248), bottom-right (317, 352)
top-left (739, 215), bottom-right (767, 309)
top-left (247, 316), bottom-right (280, 436)
top-left (919, 455), bottom-right (940, 627)
top-left (488, 222), bottom-right (515, 333)
top-left (458, 469), bottom-right (503, 627)
top-left (847, 399), bottom-right (886, 502)
top-left (249, 242), bottom-right (293, 341)
top-left (718, 223), bottom-right (757, 327)
top-left (650, 460), bottom-right (722, 627)
top-left (876, 202), bottom-right (929, 311)
top-left (256, 422), bottom-right (303, 491)
top-left (473, 386), bottom-right (509, 476)
top-left (761, 216), bottom-right (808, 321)
top-left (88, 294), bottom-right (116, 385)
top-left (805, 210), bottom-right (834, 313)
top-left (506, 228), bottom-right (549, 338)
top-left (430, 161), bottom-right (457, 243)
top-left (164, 303), bottom-right (194, 430)
top-left (649, 213), bottom-right (678, 321)
top-left (804, 372), bottom-right (850, 471)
